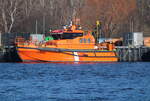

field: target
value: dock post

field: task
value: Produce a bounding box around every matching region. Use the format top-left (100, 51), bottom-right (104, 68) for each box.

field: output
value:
top-left (138, 47), bottom-right (141, 61)
top-left (128, 47), bottom-right (132, 62)
top-left (0, 31), bottom-right (1, 46)
top-left (120, 48), bottom-right (123, 62)
top-left (134, 48), bottom-right (138, 62)
top-left (123, 48), bottom-right (127, 62)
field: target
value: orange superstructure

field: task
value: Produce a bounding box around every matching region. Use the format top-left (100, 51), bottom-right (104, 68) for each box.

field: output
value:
top-left (16, 25), bottom-right (118, 63)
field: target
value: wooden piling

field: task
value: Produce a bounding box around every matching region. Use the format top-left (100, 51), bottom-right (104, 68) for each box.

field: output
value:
top-left (116, 46), bottom-right (150, 62)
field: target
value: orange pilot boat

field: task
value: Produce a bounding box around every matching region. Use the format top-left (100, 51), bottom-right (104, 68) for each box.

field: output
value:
top-left (16, 25), bottom-right (118, 63)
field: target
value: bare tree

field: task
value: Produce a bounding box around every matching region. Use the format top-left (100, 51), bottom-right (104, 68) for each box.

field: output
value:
top-left (80, 0), bottom-right (137, 37)
top-left (1, 0), bottom-right (147, 36)
top-left (0, 0), bottom-right (24, 33)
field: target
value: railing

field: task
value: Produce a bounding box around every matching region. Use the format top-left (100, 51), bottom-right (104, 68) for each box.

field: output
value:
top-left (15, 37), bottom-right (25, 45)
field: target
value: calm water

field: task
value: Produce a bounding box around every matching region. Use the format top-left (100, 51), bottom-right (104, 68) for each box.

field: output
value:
top-left (0, 62), bottom-right (150, 101)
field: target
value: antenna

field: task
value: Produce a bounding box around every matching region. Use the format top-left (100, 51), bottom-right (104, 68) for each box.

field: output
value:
top-left (35, 20), bottom-right (38, 34)
top-left (70, 21), bottom-right (73, 26)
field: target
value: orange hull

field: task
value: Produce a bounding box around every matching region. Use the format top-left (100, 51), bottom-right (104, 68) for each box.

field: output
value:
top-left (17, 47), bottom-right (118, 62)
top-left (16, 24), bottom-right (118, 63)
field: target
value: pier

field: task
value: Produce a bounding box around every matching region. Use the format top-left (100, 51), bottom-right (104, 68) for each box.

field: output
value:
top-left (116, 46), bottom-right (150, 62)
top-left (0, 46), bottom-right (21, 62)
top-left (0, 33), bottom-right (29, 62)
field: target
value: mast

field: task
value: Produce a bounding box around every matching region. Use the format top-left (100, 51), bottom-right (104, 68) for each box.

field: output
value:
top-left (96, 20), bottom-right (101, 43)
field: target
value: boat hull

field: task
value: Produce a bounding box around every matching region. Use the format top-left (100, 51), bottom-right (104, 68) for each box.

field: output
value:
top-left (17, 47), bottom-right (118, 62)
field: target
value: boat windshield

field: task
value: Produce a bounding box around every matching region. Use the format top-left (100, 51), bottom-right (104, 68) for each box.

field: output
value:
top-left (62, 33), bottom-right (83, 39)
top-left (50, 33), bottom-right (83, 40)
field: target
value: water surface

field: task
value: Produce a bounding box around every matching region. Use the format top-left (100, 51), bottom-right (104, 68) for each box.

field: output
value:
top-left (0, 62), bottom-right (150, 101)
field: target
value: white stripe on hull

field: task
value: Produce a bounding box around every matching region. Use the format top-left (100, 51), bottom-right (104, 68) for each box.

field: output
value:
top-left (73, 52), bottom-right (79, 62)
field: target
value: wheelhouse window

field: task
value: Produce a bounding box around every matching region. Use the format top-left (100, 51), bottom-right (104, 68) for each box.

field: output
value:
top-left (80, 38), bottom-right (83, 43)
top-left (88, 38), bottom-right (91, 43)
top-left (83, 38), bottom-right (86, 43)
top-left (62, 33), bottom-right (83, 39)
top-left (47, 33), bottom-right (83, 40)
top-left (79, 38), bottom-right (92, 43)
